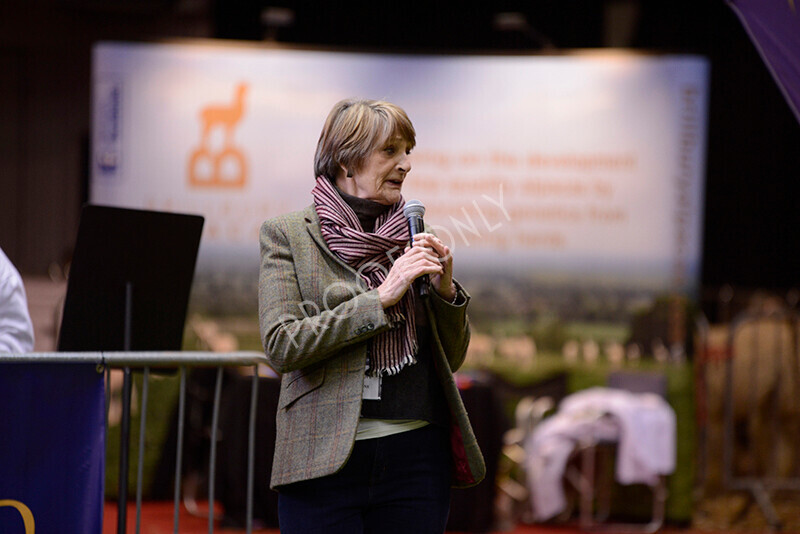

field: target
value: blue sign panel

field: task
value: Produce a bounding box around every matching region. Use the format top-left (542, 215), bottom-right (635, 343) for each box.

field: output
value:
top-left (0, 363), bottom-right (105, 533)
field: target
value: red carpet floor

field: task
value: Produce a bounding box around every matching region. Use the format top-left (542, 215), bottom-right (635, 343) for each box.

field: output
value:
top-left (103, 501), bottom-right (734, 534)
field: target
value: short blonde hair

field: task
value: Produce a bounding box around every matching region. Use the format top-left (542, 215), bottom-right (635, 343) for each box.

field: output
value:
top-left (314, 98), bottom-right (416, 181)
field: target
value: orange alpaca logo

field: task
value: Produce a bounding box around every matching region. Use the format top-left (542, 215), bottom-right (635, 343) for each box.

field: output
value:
top-left (188, 83), bottom-right (249, 188)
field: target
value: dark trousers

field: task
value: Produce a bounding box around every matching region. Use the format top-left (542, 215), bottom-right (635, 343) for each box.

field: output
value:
top-left (278, 424), bottom-right (452, 534)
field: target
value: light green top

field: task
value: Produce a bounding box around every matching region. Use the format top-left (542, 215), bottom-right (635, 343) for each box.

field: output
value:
top-left (355, 418), bottom-right (429, 440)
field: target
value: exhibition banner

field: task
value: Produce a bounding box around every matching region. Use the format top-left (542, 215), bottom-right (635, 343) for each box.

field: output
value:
top-left (91, 42), bottom-right (708, 295)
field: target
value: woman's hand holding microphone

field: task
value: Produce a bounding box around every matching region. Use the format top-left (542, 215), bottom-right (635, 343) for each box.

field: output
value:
top-left (377, 233), bottom-right (456, 308)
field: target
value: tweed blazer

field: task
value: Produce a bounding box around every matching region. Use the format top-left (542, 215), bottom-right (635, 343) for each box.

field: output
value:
top-left (258, 205), bottom-right (486, 489)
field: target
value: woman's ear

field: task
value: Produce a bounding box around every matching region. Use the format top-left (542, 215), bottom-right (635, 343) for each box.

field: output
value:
top-left (338, 162), bottom-right (353, 178)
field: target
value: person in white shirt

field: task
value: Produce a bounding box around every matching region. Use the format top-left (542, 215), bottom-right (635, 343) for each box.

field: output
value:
top-left (0, 246), bottom-right (34, 353)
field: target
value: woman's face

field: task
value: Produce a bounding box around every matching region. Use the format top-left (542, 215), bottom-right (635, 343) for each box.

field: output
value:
top-left (337, 137), bottom-right (412, 205)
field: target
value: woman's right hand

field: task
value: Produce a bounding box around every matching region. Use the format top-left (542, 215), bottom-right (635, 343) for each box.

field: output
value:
top-left (377, 244), bottom-right (443, 308)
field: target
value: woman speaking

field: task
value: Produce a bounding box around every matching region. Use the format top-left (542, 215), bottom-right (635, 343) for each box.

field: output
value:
top-left (258, 98), bottom-right (485, 533)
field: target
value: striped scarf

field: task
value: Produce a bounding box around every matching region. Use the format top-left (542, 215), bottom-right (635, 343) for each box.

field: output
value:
top-left (312, 176), bottom-right (418, 376)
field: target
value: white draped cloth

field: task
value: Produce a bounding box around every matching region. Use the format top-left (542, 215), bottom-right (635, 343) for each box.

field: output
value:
top-left (0, 247), bottom-right (35, 353)
top-left (524, 387), bottom-right (676, 520)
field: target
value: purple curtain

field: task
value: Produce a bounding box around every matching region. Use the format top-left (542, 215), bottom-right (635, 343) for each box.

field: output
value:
top-left (727, 0), bottom-right (800, 124)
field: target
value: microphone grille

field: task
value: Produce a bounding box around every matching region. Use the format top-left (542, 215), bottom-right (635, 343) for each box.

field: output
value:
top-left (403, 199), bottom-right (426, 218)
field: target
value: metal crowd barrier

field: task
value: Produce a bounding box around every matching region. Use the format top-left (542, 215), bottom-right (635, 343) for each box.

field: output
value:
top-left (723, 311), bottom-right (800, 530)
top-left (1, 351), bottom-right (270, 534)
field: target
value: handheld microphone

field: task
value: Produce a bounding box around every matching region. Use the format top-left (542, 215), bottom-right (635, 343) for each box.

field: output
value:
top-left (403, 199), bottom-right (429, 297)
